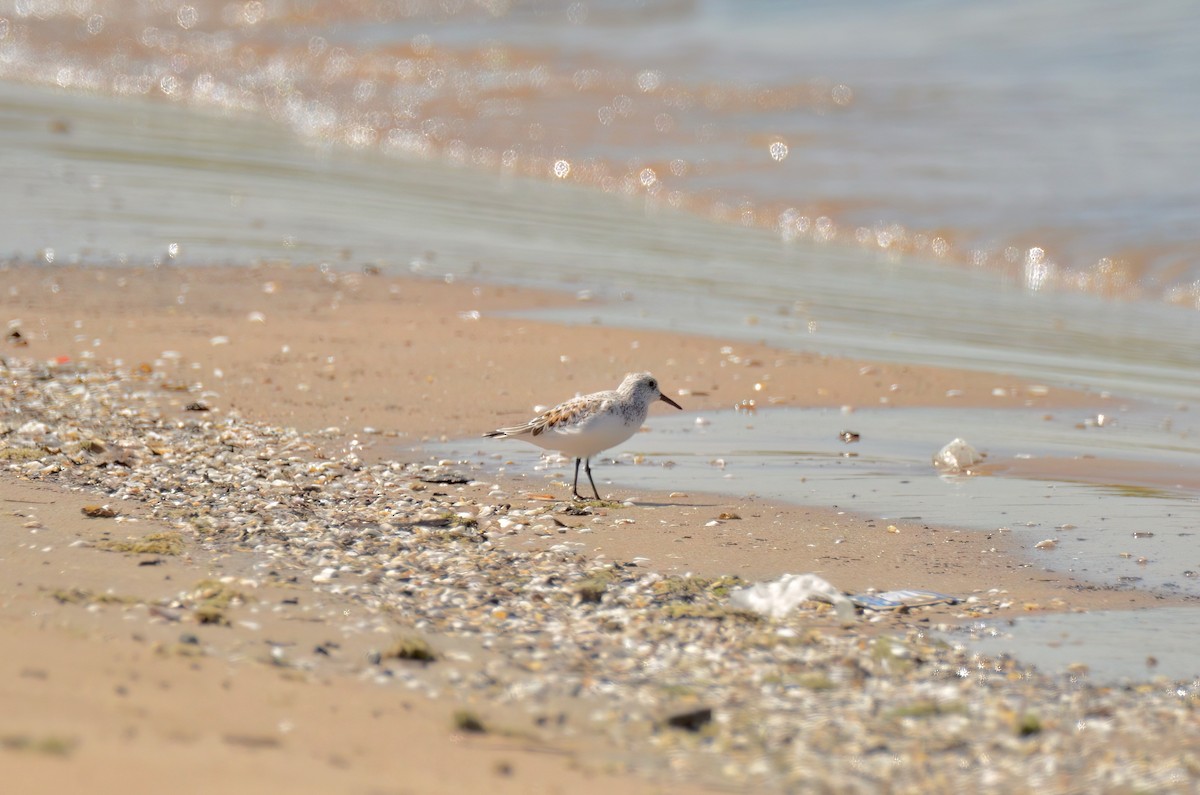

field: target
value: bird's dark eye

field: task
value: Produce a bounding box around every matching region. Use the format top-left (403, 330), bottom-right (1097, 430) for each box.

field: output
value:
top-left (648, 379), bottom-right (657, 389)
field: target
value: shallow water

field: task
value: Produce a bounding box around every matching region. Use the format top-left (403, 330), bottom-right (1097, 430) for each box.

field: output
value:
top-left (960, 608), bottom-right (1200, 683)
top-left (443, 404), bottom-right (1200, 596)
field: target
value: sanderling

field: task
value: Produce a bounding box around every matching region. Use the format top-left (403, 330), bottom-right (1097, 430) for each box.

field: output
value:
top-left (484, 372), bottom-right (683, 500)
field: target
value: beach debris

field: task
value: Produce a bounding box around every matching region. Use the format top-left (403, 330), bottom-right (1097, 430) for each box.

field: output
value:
top-left (194, 605), bottom-right (229, 625)
top-left (932, 438), bottom-right (984, 474)
top-left (1132, 531), bottom-right (1155, 538)
top-left (0, 734), bottom-right (77, 757)
top-left (665, 706), bottom-right (714, 733)
top-left (81, 504), bottom-right (117, 518)
top-left (222, 734), bottom-right (280, 749)
top-left (18, 420), bottom-right (48, 436)
top-left (734, 398), bottom-right (757, 414)
top-left (729, 573), bottom-right (855, 623)
top-left (149, 605), bottom-right (181, 622)
top-left (419, 472), bottom-right (471, 485)
top-left (94, 531), bottom-right (183, 555)
top-left (186, 578), bottom-right (250, 625)
top-left (1034, 539), bottom-right (1058, 550)
top-left (453, 709), bottom-right (487, 734)
top-left (312, 567), bottom-right (339, 583)
top-left (574, 568), bottom-right (619, 603)
top-left (380, 634), bottom-right (438, 664)
top-left (653, 574), bottom-right (746, 602)
top-left (850, 589), bottom-right (958, 611)
top-left (839, 430), bottom-right (861, 443)
top-left (190, 579), bottom-right (250, 610)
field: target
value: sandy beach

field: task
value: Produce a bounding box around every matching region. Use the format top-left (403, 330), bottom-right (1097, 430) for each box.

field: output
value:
top-left (3, 263), bottom-right (1197, 793)
top-left (3, 1), bottom-right (1200, 791)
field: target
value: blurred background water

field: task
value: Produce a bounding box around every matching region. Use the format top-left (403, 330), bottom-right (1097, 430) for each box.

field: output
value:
top-left (2, 0), bottom-right (1199, 679)
top-left (2, 0), bottom-right (1199, 301)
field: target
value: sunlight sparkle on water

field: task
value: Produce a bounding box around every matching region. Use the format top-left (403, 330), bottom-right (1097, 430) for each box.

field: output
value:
top-left (1, 1), bottom-right (1198, 307)
top-left (1024, 247), bottom-right (1053, 291)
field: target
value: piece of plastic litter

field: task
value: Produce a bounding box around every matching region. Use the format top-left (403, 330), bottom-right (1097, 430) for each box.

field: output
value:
top-left (729, 573), bottom-right (856, 623)
top-left (932, 437), bottom-right (983, 473)
top-left (849, 589), bottom-right (959, 611)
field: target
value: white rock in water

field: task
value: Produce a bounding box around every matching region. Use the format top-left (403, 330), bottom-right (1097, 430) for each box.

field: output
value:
top-left (933, 438), bottom-right (983, 473)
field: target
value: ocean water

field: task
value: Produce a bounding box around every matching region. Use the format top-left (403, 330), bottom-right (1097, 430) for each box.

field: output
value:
top-left (3, 0), bottom-right (1200, 302)
top-left (2, 0), bottom-right (1200, 679)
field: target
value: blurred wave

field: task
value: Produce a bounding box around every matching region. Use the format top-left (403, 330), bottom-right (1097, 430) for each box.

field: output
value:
top-left (1, 0), bottom-right (1198, 305)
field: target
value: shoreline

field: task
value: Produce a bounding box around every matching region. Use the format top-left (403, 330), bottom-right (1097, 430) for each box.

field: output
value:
top-left (8, 262), bottom-right (1168, 602)
top-left (3, 263), bottom-right (1198, 792)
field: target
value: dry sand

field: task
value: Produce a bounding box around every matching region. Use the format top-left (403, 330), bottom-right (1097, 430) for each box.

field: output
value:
top-left (0, 264), bottom-right (1190, 793)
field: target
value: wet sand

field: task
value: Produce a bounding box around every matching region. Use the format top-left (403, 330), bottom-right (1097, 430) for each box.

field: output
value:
top-left (2, 264), bottom-right (1195, 793)
top-left (0, 263), bottom-right (1091, 432)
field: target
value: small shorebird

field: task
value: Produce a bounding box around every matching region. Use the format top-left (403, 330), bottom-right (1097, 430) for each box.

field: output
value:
top-left (484, 372), bottom-right (683, 500)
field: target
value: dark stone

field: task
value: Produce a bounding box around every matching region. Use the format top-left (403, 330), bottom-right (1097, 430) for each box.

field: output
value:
top-left (665, 707), bottom-right (713, 732)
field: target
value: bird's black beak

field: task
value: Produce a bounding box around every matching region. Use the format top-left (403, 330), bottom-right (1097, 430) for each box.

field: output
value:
top-left (660, 393), bottom-right (683, 410)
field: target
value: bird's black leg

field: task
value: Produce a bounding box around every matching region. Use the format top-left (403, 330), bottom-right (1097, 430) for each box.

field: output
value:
top-left (572, 457), bottom-right (585, 500)
top-left (584, 458), bottom-right (601, 501)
